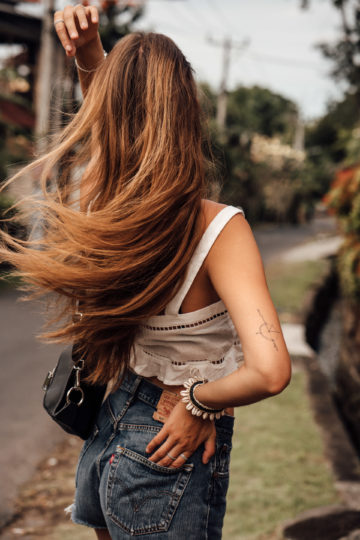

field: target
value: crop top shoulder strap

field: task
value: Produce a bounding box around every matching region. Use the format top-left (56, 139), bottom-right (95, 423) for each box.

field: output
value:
top-left (165, 205), bottom-right (245, 315)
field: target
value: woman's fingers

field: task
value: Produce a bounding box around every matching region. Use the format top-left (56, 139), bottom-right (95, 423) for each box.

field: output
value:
top-left (53, 12), bottom-right (74, 54)
top-left (63, 4), bottom-right (80, 40)
top-left (74, 4), bottom-right (89, 31)
top-left (202, 429), bottom-right (216, 464)
top-left (89, 5), bottom-right (99, 24)
top-left (145, 426), bottom-right (168, 455)
top-left (147, 435), bottom-right (176, 464)
top-left (54, 5), bottom-right (99, 57)
top-left (148, 440), bottom-right (190, 469)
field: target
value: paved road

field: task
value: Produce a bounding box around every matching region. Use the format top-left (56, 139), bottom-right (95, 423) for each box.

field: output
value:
top-left (0, 291), bottom-right (64, 528)
top-left (0, 214), bottom-right (338, 529)
top-left (253, 214), bottom-right (338, 263)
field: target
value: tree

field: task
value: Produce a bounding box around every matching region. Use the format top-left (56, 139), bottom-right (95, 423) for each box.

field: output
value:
top-left (96, 0), bottom-right (145, 52)
top-left (198, 82), bottom-right (310, 222)
top-left (226, 85), bottom-right (298, 143)
top-left (302, 1), bottom-right (360, 454)
top-left (302, 0), bottom-right (360, 106)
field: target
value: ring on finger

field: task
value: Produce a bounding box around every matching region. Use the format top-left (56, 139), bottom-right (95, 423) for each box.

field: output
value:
top-left (179, 453), bottom-right (188, 461)
top-left (166, 452), bottom-right (176, 461)
top-left (54, 19), bottom-right (65, 25)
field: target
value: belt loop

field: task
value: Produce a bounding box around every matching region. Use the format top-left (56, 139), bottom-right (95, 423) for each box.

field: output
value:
top-left (124, 368), bottom-right (142, 402)
top-left (112, 370), bottom-right (142, 431)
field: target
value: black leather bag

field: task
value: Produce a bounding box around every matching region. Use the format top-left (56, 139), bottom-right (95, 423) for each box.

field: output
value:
top-left (42, 345), bottom-right (106, 440)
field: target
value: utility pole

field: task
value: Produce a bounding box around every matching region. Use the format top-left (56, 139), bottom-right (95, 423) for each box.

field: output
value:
top-left (208, 36), bottom-right (249, 133)
top-left (35, 0), bottom-right (56, 154)
top-left (217, 37), bottom-right (231, 132)
top-left (293, 111), bottom-right (305, 153)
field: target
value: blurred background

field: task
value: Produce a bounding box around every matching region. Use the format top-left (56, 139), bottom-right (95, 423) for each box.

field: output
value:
top-left (0, 1), bottom-right (360, 539)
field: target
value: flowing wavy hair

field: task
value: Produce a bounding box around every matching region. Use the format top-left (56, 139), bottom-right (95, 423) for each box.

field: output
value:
top-left (0, 32), bottom-right (210, 388)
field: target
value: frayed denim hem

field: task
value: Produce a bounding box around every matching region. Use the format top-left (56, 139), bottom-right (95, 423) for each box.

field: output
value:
top-left (65, 502), bottom-right (107, 530)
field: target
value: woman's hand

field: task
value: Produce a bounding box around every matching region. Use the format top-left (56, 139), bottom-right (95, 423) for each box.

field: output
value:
top-left (54, 4), bottom-right (100, 57)
top-left (146, 400), bottom-right (216, 469)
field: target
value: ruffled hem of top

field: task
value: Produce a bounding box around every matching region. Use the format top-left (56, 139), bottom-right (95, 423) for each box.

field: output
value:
top-left (129, 346), bottom-right (244, 386)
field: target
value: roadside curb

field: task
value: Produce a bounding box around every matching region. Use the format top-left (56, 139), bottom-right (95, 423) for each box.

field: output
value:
top-left (294, 355), bottom-right (360, 485)
top-left (283, 355), bottom-right (360, 540)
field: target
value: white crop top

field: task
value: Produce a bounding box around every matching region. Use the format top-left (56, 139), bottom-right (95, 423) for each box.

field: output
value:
top-left (129, 205), bottom-right (245, 385)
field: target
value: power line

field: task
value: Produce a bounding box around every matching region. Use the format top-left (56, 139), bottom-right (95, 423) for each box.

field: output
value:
top-left (172, 2), bottom-right (205, 34)
top-left (246, 51), bottom-right (326, 71)
top-left (189, 0), bottom-right (225, 36)
top-left (206, 0), bottom-right (238, 37)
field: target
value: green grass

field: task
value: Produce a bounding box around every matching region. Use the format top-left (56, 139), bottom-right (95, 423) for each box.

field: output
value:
top-left (265, 259), bottom-right (329, 323)
top-left (222, 370), bottom-right (340, 540)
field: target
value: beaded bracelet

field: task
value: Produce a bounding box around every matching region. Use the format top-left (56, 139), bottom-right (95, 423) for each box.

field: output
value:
top-left (75, 50), bottom-right (108, 73)
top-left (180, 376), bottom-right (225, 420)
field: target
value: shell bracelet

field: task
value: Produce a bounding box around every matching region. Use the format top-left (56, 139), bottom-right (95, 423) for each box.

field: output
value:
top-left (180, 376), bottom-right (225, 420)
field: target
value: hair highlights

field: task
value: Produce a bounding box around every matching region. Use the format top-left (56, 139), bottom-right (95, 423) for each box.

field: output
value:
top-left (0, 33), bottom-right (209, 388)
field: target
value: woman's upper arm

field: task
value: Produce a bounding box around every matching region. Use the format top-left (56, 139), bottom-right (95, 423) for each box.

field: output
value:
top-left (205, 213), bottom-right (291, 390)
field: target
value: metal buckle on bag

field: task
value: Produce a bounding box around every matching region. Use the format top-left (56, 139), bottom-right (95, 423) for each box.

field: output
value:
top-left (42, 368), bottom-right (55, 391)
top-left (72, 311), bottom-right (83, 324)
top-left (66, 358), bottom-right (85, 406)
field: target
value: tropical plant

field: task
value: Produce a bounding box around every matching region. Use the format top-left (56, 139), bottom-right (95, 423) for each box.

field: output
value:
top-left (325, 165), bottom-right (360, 298)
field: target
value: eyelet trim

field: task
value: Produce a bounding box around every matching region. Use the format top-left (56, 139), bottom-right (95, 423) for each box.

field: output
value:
top-left (141, 348), bottom-right (225, 366)
top-left (211, 357), bottom-right (225, 365)
top-left (141, 348), bottom-right (169, 360)
top-left (142, 310), bottom-right (227, 331)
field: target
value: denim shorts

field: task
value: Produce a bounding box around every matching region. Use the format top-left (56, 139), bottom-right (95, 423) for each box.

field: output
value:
top-left (71, 368), bottom-right (234, 539)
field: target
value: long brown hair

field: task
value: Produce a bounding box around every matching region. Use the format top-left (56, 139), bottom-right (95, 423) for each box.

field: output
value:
top-left (0, 32), bottom-right (209, 387)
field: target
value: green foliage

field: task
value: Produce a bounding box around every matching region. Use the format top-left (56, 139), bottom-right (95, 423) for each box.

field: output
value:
top-left (218, 138), bottom-right (313, 224)
top-left (305, 93), bottom-right (360, 165)
top-left (310, 0), bottom-right (360, 103)
top-left (303, 91), bottom-right (360, 205)
top-left (326, 166), bottom-right (360, 299)
top-left (0, 68), bottom-right (34, 184)
top-left (0, 122), bottom-right (33, 184)
top-left (337, 238), bottom-right (360, 298)
top-left (226, 85), bottom-right (298, 143)
top-left (99, 2), bottom-right (144, 51)
top-left (198, 83), bottom-right (310, 223)
top-left (301, 153), bottom-right (336, 199)
top-left (0, 194), bottom-right (26, 271)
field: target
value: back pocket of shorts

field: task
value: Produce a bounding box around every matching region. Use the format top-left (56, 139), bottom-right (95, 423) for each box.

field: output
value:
top-left (106, 446), bottom-right (193, 535)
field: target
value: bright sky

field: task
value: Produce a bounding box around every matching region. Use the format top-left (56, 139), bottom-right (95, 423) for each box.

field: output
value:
top-left (2, 0), bottom-right (345, 120)
top-left (132, 0), bottom-right (345, 120)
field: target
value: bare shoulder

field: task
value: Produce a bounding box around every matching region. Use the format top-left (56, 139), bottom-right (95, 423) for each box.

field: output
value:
top-left (201, 198), bottom-right (250, 243)
top-left (201, 199), bottom-right (227, 227)
top-left (203, 200), bottom-right (262, 275)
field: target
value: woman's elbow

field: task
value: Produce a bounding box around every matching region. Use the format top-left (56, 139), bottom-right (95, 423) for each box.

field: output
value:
top-left (265, 361), bottom-right (292, 395)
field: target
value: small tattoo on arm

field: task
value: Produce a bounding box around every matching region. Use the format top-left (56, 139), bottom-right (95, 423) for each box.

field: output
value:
top-left (256, 309), bottom-right (280, 351)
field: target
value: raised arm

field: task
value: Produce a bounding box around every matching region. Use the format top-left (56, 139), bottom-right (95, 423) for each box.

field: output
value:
top-left (54, 4), bottom-right (105, 97)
